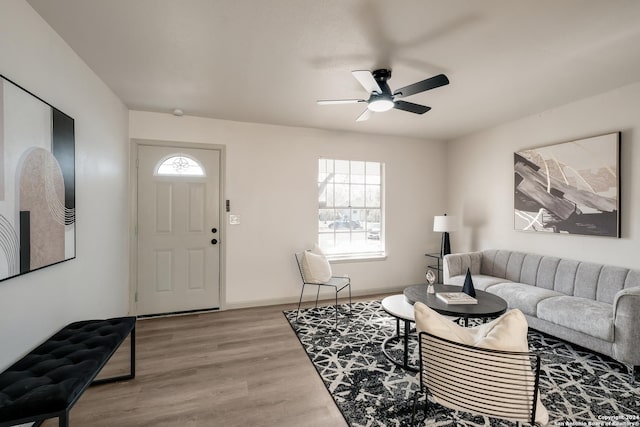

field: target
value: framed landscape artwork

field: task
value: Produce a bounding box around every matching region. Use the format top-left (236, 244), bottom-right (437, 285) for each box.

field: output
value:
top-left (514, 132), bottom-right (620, 237)
top-left (0, 75), bottom-right (75, 282)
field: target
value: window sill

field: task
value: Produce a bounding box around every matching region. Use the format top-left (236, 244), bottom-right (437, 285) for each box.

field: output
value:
top-left (327, 254), bottom-right (387, 263)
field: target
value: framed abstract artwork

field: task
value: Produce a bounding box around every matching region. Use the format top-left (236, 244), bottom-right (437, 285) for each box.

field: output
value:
top-left (0, 75), bottom-right (75, 282)
top-left (514, 132), bottom-right (620, 237)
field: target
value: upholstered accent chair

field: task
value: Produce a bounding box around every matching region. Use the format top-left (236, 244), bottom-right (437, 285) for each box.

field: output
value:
top-left (412, 302), bottom-right (548, 426)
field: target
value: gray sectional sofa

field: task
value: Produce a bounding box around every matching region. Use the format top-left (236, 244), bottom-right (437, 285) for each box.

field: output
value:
top-left (443, 249), bottom-right (640, 380)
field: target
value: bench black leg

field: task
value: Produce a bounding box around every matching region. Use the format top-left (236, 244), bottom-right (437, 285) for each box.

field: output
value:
top-left (92, 325), bottom-right (136, 385)
top-left (59, 411), bottom-right (69, 427)
top-left (131, 326), bottom-right (136, 379)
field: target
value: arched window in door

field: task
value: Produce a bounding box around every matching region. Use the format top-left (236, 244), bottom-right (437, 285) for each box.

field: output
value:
top-left (155, 154), bottom-right (206, 176)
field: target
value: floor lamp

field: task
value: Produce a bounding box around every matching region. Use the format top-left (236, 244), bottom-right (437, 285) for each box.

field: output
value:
top-left (433, 214), bottom-right (456, 258)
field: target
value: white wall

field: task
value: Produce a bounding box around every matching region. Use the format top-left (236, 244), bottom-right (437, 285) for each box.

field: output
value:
top-left (130, 111), bottom-right (447, 308)
top-left (0, 0), bottom-right (130, 370)
top-left (446, 82), bottom-right (640, 269)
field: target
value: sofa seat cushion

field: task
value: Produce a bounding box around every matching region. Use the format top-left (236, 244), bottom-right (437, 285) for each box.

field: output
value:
top-left (487, 283), bottom-right (562, 316)
top-left (537, 296), bottom-right (613, 341)
top-left (448, 274), bottom-right (508, 291)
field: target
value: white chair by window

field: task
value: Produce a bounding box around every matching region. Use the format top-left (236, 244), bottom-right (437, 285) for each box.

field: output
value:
top-left (294, 247), bottom-right (352, 329)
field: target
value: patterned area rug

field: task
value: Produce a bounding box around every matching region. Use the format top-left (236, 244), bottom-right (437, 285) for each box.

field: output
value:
top-left (284, 300), bottom-right (640, 426)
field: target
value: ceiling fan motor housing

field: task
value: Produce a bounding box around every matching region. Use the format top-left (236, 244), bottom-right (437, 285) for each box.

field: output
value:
top-left (367, 69), bottom-right (394, 111)
top-left (372, 69), bottom-right (392, 95)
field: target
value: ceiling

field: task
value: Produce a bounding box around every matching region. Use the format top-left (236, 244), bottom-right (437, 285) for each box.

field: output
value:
top-left (27, 0), bottom-right (640, 141)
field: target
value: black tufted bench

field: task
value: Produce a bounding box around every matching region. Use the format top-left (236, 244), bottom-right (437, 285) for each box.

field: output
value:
top-left (0, 316), bottom-right (136, 427)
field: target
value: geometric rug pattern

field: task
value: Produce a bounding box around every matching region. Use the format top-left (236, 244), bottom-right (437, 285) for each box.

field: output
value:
top-left (284, 300), bottom-right (640, 426)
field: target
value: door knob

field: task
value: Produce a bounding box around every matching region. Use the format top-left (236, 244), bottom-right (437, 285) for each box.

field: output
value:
top-left (211, 239), bottom-right (218, 245)
top-left (211, 228), bottom-right (218, 233)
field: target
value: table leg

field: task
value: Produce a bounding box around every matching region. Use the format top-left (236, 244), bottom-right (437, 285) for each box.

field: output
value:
top-left (381, 317), bottom-right (418, 372)
top-left (403, 319), bottom-right (410, 369)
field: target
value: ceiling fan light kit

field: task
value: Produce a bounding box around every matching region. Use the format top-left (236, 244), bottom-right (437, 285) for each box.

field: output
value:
top-left (367, 97), bottom-right (394, 112)
top-left (317, 68), bottom-right (449, 121)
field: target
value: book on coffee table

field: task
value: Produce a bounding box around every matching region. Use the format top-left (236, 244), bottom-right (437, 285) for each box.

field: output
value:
top-left (436, 292), bottom-right (478, 305)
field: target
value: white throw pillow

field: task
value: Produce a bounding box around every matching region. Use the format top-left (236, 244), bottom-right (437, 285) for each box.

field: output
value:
top-left (414, 302), bottom-right (549, 425)
top-left (310, 243), bottom-right (326, 257)
top-left (301, 250), bottom-right (332, 284)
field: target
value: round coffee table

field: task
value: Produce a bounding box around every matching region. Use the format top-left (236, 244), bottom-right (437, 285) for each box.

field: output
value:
top-left (404, 284), bottom-right (507, 327)
top-left (380, 295), bottom-right (418, 372)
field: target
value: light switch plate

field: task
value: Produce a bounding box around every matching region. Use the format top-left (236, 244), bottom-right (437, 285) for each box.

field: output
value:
top-left (229, 214), bottom-right (240, 225)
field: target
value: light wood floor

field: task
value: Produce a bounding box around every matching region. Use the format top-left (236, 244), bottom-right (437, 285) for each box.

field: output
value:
top-left (44, 294), bottom-right (388, 427)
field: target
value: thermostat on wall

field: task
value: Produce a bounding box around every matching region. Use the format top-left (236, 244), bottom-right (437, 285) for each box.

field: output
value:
top-left (229, 214), bottom-right (240, 225)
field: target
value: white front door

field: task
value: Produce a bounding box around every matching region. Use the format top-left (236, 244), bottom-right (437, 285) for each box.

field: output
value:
top-left (136, 144), bottom-right (221, 315)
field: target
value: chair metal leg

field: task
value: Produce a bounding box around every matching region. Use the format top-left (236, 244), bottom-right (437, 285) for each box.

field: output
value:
top-left (411, 391), bottom-right (421, 426)
top-left (334, 287), bottom-right (339, 330)
top-left (411, 392), bottom-right (417, 426)
top-left (293, 270), bottom-right (351, 331)
top-left (296, 283), bottom-right (306, 322)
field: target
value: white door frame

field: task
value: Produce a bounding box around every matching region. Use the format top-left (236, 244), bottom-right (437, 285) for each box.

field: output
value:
top-left (129, 138), bottom-right (226, 315)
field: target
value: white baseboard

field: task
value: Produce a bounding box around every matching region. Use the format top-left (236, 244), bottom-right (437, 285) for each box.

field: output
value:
top-left (222, 285), bottom-right (407, 311)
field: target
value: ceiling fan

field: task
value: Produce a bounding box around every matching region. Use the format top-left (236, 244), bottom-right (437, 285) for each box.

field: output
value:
top-left (317, 69), bottom-right (449, 121)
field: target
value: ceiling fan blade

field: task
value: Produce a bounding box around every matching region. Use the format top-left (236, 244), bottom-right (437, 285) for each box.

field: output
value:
top-left (317, 99), bottom-right (366, 105)
top-left (394, 100), bottom-right (431, 114)
top-left (352, 70), bottom-right (382, 94)
top-left (356, 108), bottom-right (373, 122)
top-left (393, 74), bottom-right (449, 98)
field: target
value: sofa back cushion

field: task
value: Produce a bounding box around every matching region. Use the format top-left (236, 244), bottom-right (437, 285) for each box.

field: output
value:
top-left (520, 254), bottom-right (543, 286)
top-left (480, 250), bottom-right (639, 304)
top-left (596, 266), bottom-right (630, 304)
top-left (625, 270), bottom-right (640, 290)
top-left (480, 249), bottom-right (499, 276)
top-left (535, 257), bottom-right (561, 290)
top-left (492, 250), bottom-right (512, 279)
top-left (448, 252), bottom-right (483, 277)
top-left (573, 262), bottom-right (603, 300)
top-left (554, 259), bottom-right (579, 295)
top-left (505, 252), bottom-right (526, 282)
top-left (480, 249), bottom-right (519, 279)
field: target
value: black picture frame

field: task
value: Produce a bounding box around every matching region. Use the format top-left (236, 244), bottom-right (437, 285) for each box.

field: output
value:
top-left (0, 74), bottom-right (76, 282)
top-left (514, 132), bottom-right (620, 237)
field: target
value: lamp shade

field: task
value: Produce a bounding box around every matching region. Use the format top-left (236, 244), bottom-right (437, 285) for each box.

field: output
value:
top-left (433, 215), bottom-right (457, 233)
